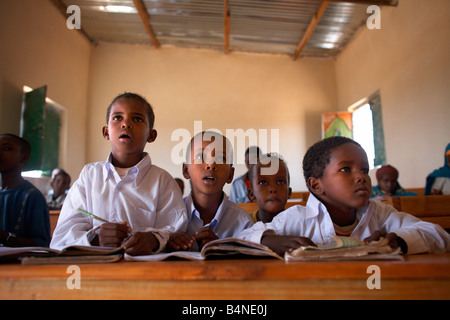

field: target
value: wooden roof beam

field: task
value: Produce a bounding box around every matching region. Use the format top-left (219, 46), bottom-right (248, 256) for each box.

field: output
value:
top-left (293, 0), bottom-right (329, 61)
top-left (133, 0), bottom-right (160, 48)
top-left (328, 0), bottom-right (398, 6)
top-left (224, 0), bottom-right (230, 54)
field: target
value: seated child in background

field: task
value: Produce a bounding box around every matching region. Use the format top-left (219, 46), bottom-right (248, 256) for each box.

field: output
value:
top-left (50, 93), bottom-right (187, 255)
top-left (229, 146), bottom-right (262, 204)
top-left (239, 136), bottom-right (450, 256)
top-left (167, 131), bottom-right (254, 252)
top-left (371, 165), bottom-right (417, 201)
top-left (0, 134), bottom-right (50, 247)
top-left (425, 143), bottom-right (450, 195)
top-left (46, 169), bottom-right (71, 210)
top-left (247, 153), bottom-right (292, 223)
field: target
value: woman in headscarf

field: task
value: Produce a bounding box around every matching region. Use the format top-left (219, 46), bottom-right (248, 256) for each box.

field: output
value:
top-left (371, 164), bottom-right (418, 200)
top-left (425, 143), bottom-right (450, 195)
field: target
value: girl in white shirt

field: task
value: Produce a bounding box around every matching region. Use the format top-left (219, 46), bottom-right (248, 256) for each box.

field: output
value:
top-left (239, 136), bottom-right (450, 256)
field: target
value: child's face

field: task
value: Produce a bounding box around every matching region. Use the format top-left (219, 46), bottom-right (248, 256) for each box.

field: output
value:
top-left (0, 136), bottom-right (28, 174)
top-left (378, 173), bottom-right (398, 194)
top-left (314, 143), bottom-right (371, 215)
top-left (251, 161), bottom-right (291, 215)
top-left (51, 174), bottom-right (70, 198)
top-left (183, 137), bottom-right (234, 198)
top-left (102, 98), bottom-right (156, 161)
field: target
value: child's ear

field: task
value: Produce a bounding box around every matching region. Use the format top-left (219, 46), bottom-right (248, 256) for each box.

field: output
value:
top-left (182, 163), bottom-right (190, 179)
top-left (307, 177), bottom-right (324, 195)
top-left (102, 126), bottom-right (110, 140)
top-left (147, 129), bottom-right (157, 143)
top-left (20, 152), bottom-right (30, 165)
top-left (287, 187), bottom-right (292, 199)
top-left (248, 188), bottom-right (256, 202)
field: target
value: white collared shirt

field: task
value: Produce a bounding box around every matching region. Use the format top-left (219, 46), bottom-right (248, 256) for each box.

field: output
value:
top-left (184, 193), bottom-right (254, 251)
top-left (238, 193), bottom-right (450, 254)
top-left (50, 153), bottom-right (188, 252)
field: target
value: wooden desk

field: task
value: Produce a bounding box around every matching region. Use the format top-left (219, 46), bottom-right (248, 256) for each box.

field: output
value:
top-left (0, 254), bottom-right (449, 300)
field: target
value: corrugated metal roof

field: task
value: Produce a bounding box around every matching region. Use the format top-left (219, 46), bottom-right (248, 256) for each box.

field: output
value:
top-left (58, 0), bottom-right (391, 58)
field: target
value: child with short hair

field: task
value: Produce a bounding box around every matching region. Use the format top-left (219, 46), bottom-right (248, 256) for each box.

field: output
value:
top-left (50, 93), bottom-right (187, 255)
top-left (247, 153), bottom-right (292, 223)
top-left (0, 134), bottom-right (50, 247)
top-left (46, 169), bottom-right (71, 210)
top-left (229, 146), bottom-right (262, 203)
top-left (239, 136), bottom-right (450, 256)
top-left (167, 131), bottom-right (254, 251)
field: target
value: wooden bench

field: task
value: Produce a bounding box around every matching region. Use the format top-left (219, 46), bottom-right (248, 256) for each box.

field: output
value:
top-left (237, 201), bottom-right (306, 213)
top-left (405, 188), bottom-right (425, 196)
top-left (49, 210), bottom-right (60, 236)
top-left (391, 195), bottom-right (450, 229)
top-left (290, 191), bottom-right (309, 201)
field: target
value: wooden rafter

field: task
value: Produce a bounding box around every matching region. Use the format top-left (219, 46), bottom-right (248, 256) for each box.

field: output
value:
top-left (328, 0), bottom-right (397, 6)
top-left (133, 0), bottom-right (160, 48)
top-left (49, 0), bottom-right (95, 45)
top-left (293, 0), bottom-right (329, 60)
top-left (224, 0), bottom-right (230, 54)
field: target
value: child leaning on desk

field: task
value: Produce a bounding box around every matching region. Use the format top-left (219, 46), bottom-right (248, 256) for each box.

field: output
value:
top-left (50, 93), bottom-right (187, 255)
top-left (166, 131), bottom-right (254, 252)
top-left (238, 136), bottom-right (450, 256)
top-left (247, 153), bottom-right (292, 223)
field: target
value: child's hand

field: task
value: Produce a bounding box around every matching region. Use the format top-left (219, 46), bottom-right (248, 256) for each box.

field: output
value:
top-left (166, 232), bottom-right (196, 252)
top-left (98, 222), bottom-right (131, 247)
top-left (195, 226), bottom-right (218, 250)
top-left (364, 230), bottom-right (407, 253)
top-left (261, 234), bottom-right (316, 256)
top-left (122, 231), bottom-right (159, 256)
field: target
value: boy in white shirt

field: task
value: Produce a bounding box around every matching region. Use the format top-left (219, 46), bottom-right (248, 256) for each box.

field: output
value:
top-left (166, 131), bottom-right (254, 251)
top-left (239, 136), bottom-right (450, 256)
top-left (50, 93), bottom-right (187, 255)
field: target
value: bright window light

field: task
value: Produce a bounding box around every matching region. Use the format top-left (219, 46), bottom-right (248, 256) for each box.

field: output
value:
top-left (352, 103), bottom-right (375, 169)
top-left (99, 5), bottom-right (137, 14)
top-left (22, 170), bottom-right (44, 178)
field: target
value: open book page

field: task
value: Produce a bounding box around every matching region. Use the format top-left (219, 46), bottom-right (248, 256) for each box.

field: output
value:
top-left (21, 254), bottom-right (123, 265)
top-left (285, 236), bottom-right (403, 261)
top-left (0, 245), bottom-right (124, 264)
top-left (125, 237), bottom-right (282, 261)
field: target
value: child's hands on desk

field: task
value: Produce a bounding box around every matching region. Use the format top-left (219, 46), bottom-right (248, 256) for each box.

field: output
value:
top-left (95, 222), bottom-right (159, 255)
top-left (97, 222), bottom-right (131, 247)
top-left (364, 230), bottom-right (408, 253)
top-left (195, 226), bottom-right (218, 250)
top-left (261, 234), bottom-right (316, 256)
top-left (122, 231), bottom-right (159, 256)
top-left (167, 232), bottom-right (196, 251)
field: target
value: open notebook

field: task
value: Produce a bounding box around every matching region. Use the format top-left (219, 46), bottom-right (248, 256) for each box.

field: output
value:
top-left (125, 237), bottom-right (283, 261)
top-left (285, 236), bottom-right (403, 261)
top-left (0, 245), bottom-right (123, 264)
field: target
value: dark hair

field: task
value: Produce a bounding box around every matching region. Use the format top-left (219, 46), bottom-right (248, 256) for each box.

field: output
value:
top-left (53, 169), bottom-right (71, 185)
top-left (185, 131), bottom-right (234, 166)
top-left (302, 136), bottom-right (361, 185)
top-left (0, 133), bottom-right (31, 156)
top-left (106, 92), bottom-right (155, 129)
top-left (248, 153), bottom-right (290, 187)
